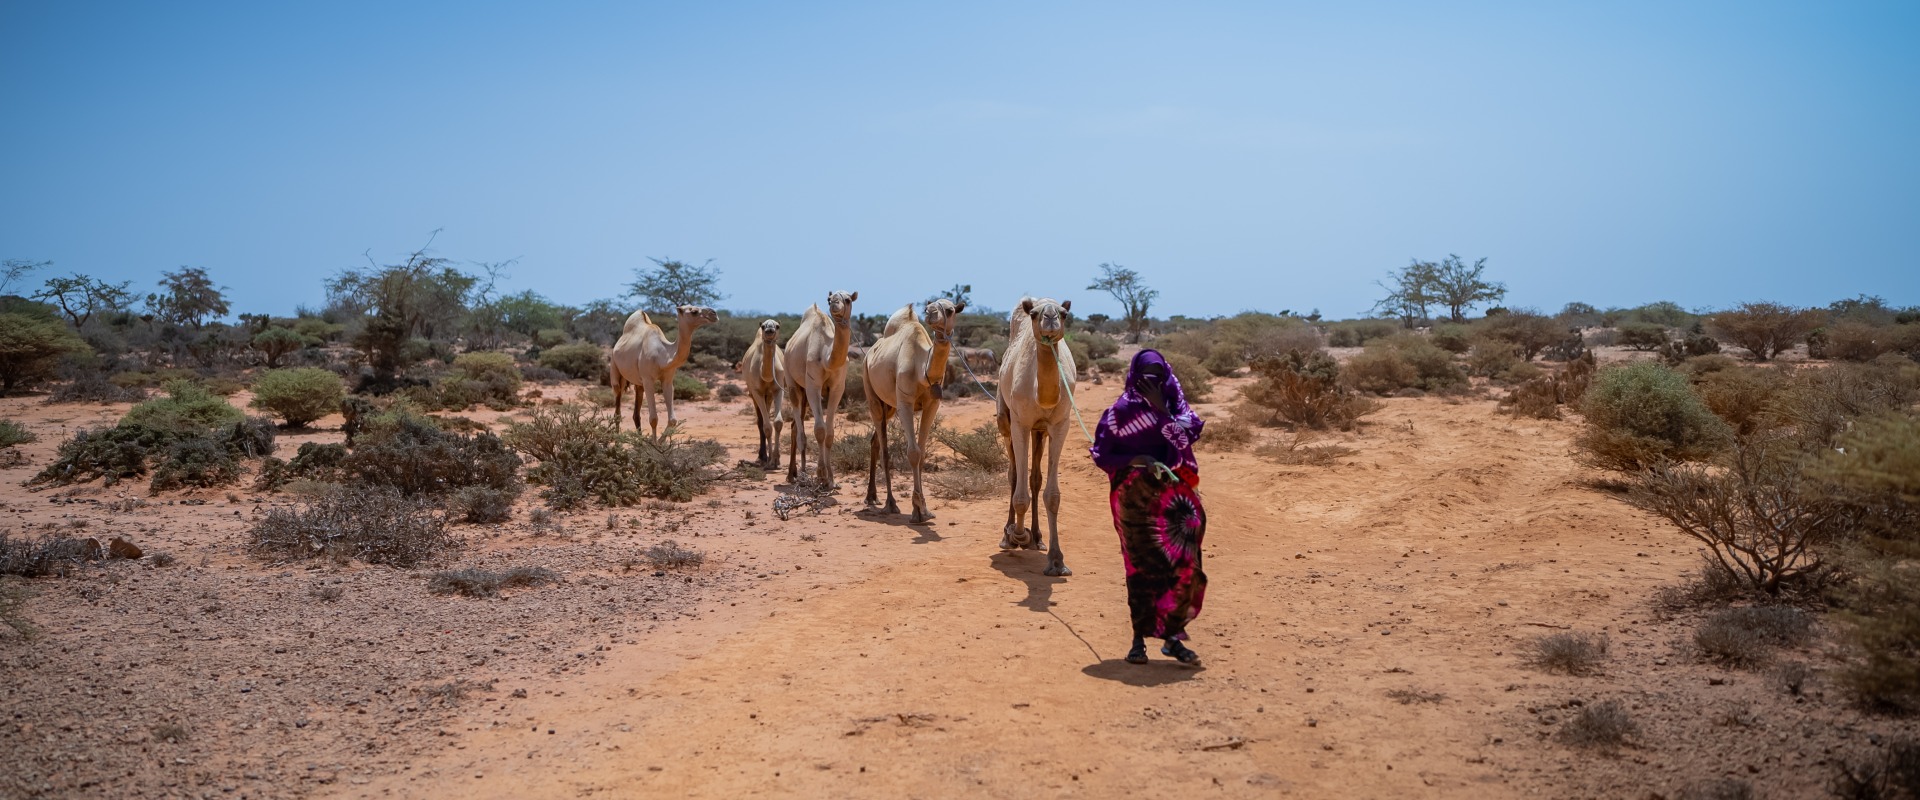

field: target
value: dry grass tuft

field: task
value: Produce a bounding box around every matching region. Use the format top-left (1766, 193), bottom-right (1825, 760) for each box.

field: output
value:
top-left (426, 566), bottom-right (560, 598)
top-left (1557, 699), bottom-right (1637, 748)
top-left (1527, 631), bottom-right (1609, 676)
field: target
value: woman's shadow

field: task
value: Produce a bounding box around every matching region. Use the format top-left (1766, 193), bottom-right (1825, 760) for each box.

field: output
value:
top-left (988, 552), bottom-right (1201, 686)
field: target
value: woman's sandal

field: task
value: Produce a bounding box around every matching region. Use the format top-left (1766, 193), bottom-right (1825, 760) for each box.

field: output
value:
top-left (1161, 640), bottom-right (1201, 665)
top-left (1125, 643), bottom-right (1149, 664)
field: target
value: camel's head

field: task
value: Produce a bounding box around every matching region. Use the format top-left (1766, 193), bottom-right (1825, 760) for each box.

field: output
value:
top-left (922, 298), bottom-right (964, 344)
top-left (825, 291), bottom-right (858, 326)
top-left (1020, 297), bottom-right (1072, 346)
top-left (677, 305), bottom-right (719, 328)
top-left (758, 318), bottom-right (780, 343)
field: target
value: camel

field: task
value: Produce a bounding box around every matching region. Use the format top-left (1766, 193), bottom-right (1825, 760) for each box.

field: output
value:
top-left (783, 291), bottom-right (858, 487)
top-left (737, 319), bottom-right (790, 468)
top-left (996, 296), bottom-right (1076, 577)
top-left (862, 298), bottom-right (965, 523)
top-left (609, 304), bottom-right (718, 437)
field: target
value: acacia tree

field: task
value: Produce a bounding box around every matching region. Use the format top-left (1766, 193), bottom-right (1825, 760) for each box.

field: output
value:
top-left (1, 259), bottom-right (48, 295)
top-left (327, 246), bottom-right (478, 376)
top-left (1088, 262), bottom-right (1156, 343)
top-left (147, 267), bottom-right (230, 329)
top-left (1371, 260), bottom-right (1438, 327)
top-left (629, 257), bottom-right (724, 314)
top-left (33, 274), bottom-right (135, 328)
top-left (1429, 255), bottom-right (1505, 322)
top-left (1708, 301), bottom-right (1826, 362)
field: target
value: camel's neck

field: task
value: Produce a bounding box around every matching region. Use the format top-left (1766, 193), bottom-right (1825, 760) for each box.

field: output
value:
top-left (1035, 339), bottom-right (1060, 409)
top-left (925, 329), bottom-right (953, 387)
top-left (664, 322), bottom-right (696, 372)
top-left (826, 319), bottom-right (852, 372)
top-left (760, 339), bottom-right (775, 384)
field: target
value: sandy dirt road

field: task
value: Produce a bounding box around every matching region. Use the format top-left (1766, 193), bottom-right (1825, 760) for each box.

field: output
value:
top-left (341, 379), bottom-right (1703, 799)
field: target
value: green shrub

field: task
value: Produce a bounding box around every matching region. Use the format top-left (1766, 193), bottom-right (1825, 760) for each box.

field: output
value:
top-left (934, 422), bottom-right (1008, 472)
top-left (248, 486), bottom-right (456, 567)
top-left (1082, 333), bottom-right (1119, 361)
top-left (1160, 351), bottom-right (1213, 402)
top-left (250, 327), bottom-right (313, 368)
top-left (1708, 302), bottom-right (1825, 362)
top-left (531, 328), bottom-right (569, 348)
top-left (1241, 350), bottom-right (1380, 430)
top-left (447, 486), bottom-right (517, 524)
top-left (1693, 367), bottom-right (1788, 437)
top-left (148, 437), bottom-right (240, 492)
top-left (1576, 362), bottom-right (1730, 471)
top-left (1807, 414), bottom-right (1920, 712)
top-left (673, 372), bottom-right (711, 401)
top-left (0, 312), bottom-right (90, 394)
top-left (438, 351), bottom-right (524, 410)
top-left (1465, 343), bottom-right (1521, 379)
top-left (254, 442), bottom-right (350, 491)
top-left (0, 420), bottom-right (34, 448)
top-left (344, 409), bottom-right (521, 498)
top-left (537, 342), bottom-right (606, 381)
top-left (1475, 311), bottom-right (1563, 361)
top-left (1763, 356), bottom-right (1920, 450)
top-left (249, 368), bottom-right (345, 428)
top-left (1347, 335), bottom-right (1464, 394)
top-left (503, 404), bottom-right (725, 508)
top-left (1430, 323), bottom-right (1474, 354)
top-left (122, 380), bottom-right (243, 435)
top-left (1615, 322), bottom-right (1670, 351)
top-left (1325, 319), bottom-right (1397, 348)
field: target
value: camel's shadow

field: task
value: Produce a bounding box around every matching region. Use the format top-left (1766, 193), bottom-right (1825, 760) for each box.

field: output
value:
top-left (989, 551), bottom-right (1064, 612)
top-left (851, 505), bottom-right (942, 543)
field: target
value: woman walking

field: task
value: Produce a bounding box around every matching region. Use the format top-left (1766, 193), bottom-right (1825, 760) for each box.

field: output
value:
top-left (1089, 349), bottom-right (1208, 666)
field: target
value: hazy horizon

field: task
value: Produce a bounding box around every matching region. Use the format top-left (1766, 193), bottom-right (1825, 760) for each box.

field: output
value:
top-left (3, 2), bottom-right (1915, 323)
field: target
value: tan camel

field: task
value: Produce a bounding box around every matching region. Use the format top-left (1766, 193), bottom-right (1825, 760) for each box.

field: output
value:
top-left (862, 298), bottom-right (965, 523)
top-left (609, 304), bottom-right (718, 437)
top-left (995, 296), bottom-right (1076, 576)
top-left (737, 319), bottom-right (790, 468)
top-left (783, 291), bottom-right (858, 486)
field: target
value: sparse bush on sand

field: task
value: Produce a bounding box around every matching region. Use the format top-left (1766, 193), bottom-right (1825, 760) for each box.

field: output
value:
top-left (426, 566), bottom-right (558, 598)
top-left (248, 367), bottom-right (345, 427)
top-left (504, 403), bottom-right (725, 508)
top-left (1707, 301), bottom-right (1825, 362)
top-left (645, 540), bottom-right (705, 569)
top-left (1558, 699), bottom-right (1637, 749)
top-left (1575, 362), bottom-right (1730, 471)
top-left (1241, 350), bottom-right (1379, 430)
top-left (248, 486), bottom-right (456, 567)
top-left (1694, 605), bottom-right (1814, 667)
top-left (1527, 631), bottom-right (1609, 675)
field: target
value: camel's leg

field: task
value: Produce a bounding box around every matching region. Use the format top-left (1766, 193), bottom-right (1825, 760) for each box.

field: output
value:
top-left (864, 399), bottom-right (886, 508)
top-left (641, 376), bottom-right (661, 438)
top-left (1026, 430), bottom-right (1046, 551)
top-left (821, 380), bottom-right (845, 489)
top-left (1003, 427), bottom-right (1034, 551)
top-left (663, 371), bottom-right (678, 430)
top-left (998, 406), bottom-right (1021, 548)
top-left (805, 381), bottom-right (829, 488)
top-left (907, 397), bottom-right (937, 524)
top-left (752, 392), bottom-right (770, 465)
top-left (611, 372), bottom-right (625, 431)
top-left (1042, 422), bottom-right (1072, 576)
top-left (771, 388), bottom-right (785, 470)
top-left (879, 411), bottom-right (899, 515)
top-left (788, 390), bottom-right (807, 483)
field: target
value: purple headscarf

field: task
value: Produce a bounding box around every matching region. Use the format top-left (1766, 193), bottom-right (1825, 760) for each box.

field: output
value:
top-left (1089, 349), bottom-right (1205, 479)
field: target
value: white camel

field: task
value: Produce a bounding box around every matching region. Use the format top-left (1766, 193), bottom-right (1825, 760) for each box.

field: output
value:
top-left (609, 304), bottom-right (718, 437)
top-left (783, 291), bottom-right (858, 486)
top-left (862, 298), bottom-right (964, 523)
top-left (737, 319), bottom-right (790, 468)
top-left (996, 296), bottom-right (1076, 576)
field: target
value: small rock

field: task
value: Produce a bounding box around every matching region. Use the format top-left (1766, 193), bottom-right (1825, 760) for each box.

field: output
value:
top-left (1294, 553), bottom-right (1305, 559)
top-left (108, 537), bottom-right (142, 559)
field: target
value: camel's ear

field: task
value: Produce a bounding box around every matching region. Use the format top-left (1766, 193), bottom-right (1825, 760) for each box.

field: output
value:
top-left (1061, 300), bottom-right (1071, 313)
top-left (953, 301), bottom-right (966, 314)
top-left (1020, 298), bottom-right (1035, 315)
top-left (850, 291), bottom-right (859, 302)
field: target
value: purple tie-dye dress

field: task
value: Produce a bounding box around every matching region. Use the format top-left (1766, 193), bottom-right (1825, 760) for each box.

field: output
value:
top-left (1089, 350), bottom-right (1208, 642)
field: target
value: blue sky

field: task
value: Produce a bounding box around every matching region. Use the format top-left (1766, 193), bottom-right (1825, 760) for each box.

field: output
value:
top-left (2, 1), bottom-right (1914, 322)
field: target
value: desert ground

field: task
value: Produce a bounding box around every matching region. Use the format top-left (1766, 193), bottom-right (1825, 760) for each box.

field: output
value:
top-left (2, 357), bottom-right (1912, 799)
